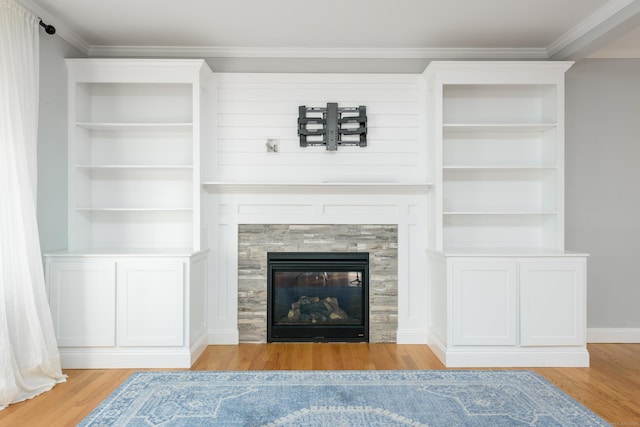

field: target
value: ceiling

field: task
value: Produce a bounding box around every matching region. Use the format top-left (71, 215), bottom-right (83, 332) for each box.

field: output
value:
top-left (17, 0), bottom-right (640, 65)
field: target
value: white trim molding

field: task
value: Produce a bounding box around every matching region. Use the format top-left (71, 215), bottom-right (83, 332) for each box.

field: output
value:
top-left (87, 46), bottom-right (549, 60)
top-left (547, 0), bottom-right (637, 57)
top-left (587, 328), bottom-right (640, 343)
top-left (205, 190), bottom-right (430, 345)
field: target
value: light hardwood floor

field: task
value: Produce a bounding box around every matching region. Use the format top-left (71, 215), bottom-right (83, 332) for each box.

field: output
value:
top-left (1, 343), bottom-right (639, 426)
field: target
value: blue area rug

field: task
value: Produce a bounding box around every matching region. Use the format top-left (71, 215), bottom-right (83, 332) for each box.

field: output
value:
top-left (79, 370), bottom-right (608, 426)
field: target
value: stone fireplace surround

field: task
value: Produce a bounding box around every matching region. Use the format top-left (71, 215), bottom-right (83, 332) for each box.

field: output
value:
top-left (238, 224), bottom-right (398, 342)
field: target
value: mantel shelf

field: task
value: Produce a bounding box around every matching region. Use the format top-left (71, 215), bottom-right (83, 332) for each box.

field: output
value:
top-left (443, 211), bottom-right (557, 215)
top-left (443, 123), bottom-right (557, 133)
top-left (202, 181), bottom-right (433, 194)
top-left (76, 164), bottom-right (193, 170)
top-left (76, 122), bottom-right (192, 131)
top-left (76, 207), bottom-right (193, 212)
top-left (430, 247), bottom-right (589, 257)
top-left (443, 166), bottom-right (556, 171)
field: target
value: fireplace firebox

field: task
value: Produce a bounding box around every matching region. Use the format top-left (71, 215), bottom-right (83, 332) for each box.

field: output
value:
top-left (267, 252), bottom-right (369, 342)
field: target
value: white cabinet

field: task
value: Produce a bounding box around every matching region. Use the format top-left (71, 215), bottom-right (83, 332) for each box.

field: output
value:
top-left (428, 253), bottom-right (589, 367)
top-left (425, 62), bottom-right (588, 367)
top-left (48, 261), bottom-right (116, 347)
top-left (45, 59), bottom-right (213, 368)
top-left (452, 262), bottom-right (517, 346)
top-left (48, 259), bottom-right (184, 348)
top-left (117, 261), bottom-right (185, 347)
top-left (520, 262), bottom-right (586, 346)
top-left (44, 252), bottom-right (208, 368)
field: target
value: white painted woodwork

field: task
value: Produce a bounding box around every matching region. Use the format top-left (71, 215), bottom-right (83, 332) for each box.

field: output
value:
top-left (46, 59), bottom-right (212, 368)
top-left (212, 73), bottom-right (427, 184)
top-left (452, 262), bottom-right (517, 346)
top-left (65, 59), bottom-right (213, 251)
top-left (47, 261), bottom-right (116, 347)
top-left (205, 72), bottom-right (430, 345)
top-left (205, 188), bottom-right (429, 345)
top-left (116, 262), bottom-right (185, 347)
top-left (48, 59), bottom-right (591, 367)
top-left (520, 261), bottom-right (586, 346)
top-left (425, 62), bottom-right (589, 367)
top-left (44, 252), bottom-right (208, 368)
top-left (425, 61), bottom-right (572, 252)
top-left (428, 253), bottom-right (589, 367)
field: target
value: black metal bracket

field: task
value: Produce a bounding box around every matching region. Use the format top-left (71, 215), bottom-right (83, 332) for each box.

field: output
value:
top-left (298, 103), bottom-right (367, 151)
top-left (39, 19), bottom-right (56, 35)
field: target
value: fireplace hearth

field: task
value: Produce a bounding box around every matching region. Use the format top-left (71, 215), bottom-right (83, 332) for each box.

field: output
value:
top-left (267, 252), bottom-right (369, 342)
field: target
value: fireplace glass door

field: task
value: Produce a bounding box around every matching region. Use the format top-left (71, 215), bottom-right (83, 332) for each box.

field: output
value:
top-left (267, 252), bottom-right (369, 342)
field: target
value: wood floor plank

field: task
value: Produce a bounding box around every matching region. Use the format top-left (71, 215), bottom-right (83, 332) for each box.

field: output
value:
top-left (1, 343), bottom-right (638, 426)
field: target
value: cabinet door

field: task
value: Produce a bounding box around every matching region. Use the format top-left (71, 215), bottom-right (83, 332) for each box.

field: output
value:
top-left (117, 261), bottom-right (185, 346)
top-left (452, 261), bottom-right (517, 346)
top-left (520, 261), bottom-right (586, 346)
top-left (47, 260), bottom-right (116, 347)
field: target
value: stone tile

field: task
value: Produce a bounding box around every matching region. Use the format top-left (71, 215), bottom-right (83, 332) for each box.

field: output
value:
top-left (238, 224), bottom-right (398, 343)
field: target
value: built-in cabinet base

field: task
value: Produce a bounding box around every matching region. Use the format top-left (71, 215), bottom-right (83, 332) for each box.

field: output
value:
top-left (427, 251), bottom-right (589, 367)
top-left (45, 251), bottom-right (208, 368)
top-left (56, 333), bottom-right (208, 369)
top-left (427, 338), bottom-right (589, 367)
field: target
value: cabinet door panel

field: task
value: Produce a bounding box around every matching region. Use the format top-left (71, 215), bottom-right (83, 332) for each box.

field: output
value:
top-left (452, 262), bottom-right (517, 346)
top-left (117, 261), bottom-right (185, 346)
top-left (48, 261), bottom-right (116, 347)
top-left (520, 262), bottom-right (585, 346)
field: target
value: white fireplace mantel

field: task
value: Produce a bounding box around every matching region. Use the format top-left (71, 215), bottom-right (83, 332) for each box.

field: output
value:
top-left (205, 186), bottom-right (430, 345)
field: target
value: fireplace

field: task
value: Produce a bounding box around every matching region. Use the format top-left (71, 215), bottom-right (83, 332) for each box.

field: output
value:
top-left (267, 252), bottom-right (369, 342)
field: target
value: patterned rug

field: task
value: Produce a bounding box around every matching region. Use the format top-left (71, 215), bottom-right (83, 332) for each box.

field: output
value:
top-left (79, 370), bottom-right (608, 426)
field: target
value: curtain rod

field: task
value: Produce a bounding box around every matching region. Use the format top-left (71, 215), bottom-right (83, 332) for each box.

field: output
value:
top-left (39, 19), bottom-right (55, 35)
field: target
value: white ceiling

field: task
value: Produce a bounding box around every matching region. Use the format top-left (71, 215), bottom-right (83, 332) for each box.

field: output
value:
top-left (18, 0), bottom-right (640, 62)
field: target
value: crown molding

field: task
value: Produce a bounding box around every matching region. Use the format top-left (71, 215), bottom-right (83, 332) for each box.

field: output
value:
top-left (547, 0), bottom-right (639, 58)
top-left (87, 45), bottom-right (548, 60)
top-left (49, 26), bottom-right (91, 54)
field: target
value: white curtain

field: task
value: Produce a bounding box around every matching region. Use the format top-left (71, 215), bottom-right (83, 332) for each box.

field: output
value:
top-left (0, 0), bottom-right (66, 410)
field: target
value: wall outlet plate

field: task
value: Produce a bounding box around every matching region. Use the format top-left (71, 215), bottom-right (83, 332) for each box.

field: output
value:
top-left (266, 138), bottom-right (279, 153)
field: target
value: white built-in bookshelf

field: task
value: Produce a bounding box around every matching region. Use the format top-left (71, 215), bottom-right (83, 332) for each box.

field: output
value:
top-left (44, 59), bottom-right (213, 368)
top-left (66, 63), bottom-right (211, 252)
top-left (425, 61), bottom-right (589, 368)
top-left (426, 64), bottom-right (569, 253)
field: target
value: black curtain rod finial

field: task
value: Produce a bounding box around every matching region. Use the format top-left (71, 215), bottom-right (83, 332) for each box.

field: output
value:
top-left (39, 19), bottom-right (56, 35)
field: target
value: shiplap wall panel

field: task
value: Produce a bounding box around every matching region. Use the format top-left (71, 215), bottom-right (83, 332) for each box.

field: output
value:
top-left (217, 113), bottom-right (419, 128)
top-left (213, 73), bottom-right (426, 183)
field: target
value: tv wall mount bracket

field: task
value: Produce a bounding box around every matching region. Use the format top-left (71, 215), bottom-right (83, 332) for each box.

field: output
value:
top-left (298, 103), bottom-right (367, 151)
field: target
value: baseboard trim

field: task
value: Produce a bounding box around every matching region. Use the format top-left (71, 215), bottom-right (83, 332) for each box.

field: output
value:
top-left (190, 330), bottom-right (209, 365)
top-left (587, 328), bottom-right (640, 343)
top-left (426, 334), bottom-right (448, 363)
top-left (441, 349), bottom-right (590, 368)
top-left (397, 329), bottom-right (429, 344)
top-left (59, 348), bottom-right (193, 369)
top-left (208, 329), bottom-right (240, 344)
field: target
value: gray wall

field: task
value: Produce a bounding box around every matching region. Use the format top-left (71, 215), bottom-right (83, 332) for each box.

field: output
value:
top-left (565, 59), bottom-right (640, 328)
top-left (35, 48), bottom-right (640, 330)
top-left (36, 33), bottom-right (84, 253)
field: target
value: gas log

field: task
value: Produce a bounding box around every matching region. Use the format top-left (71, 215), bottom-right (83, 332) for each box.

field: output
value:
top-left (284, 296), bottom-right (357, 324)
